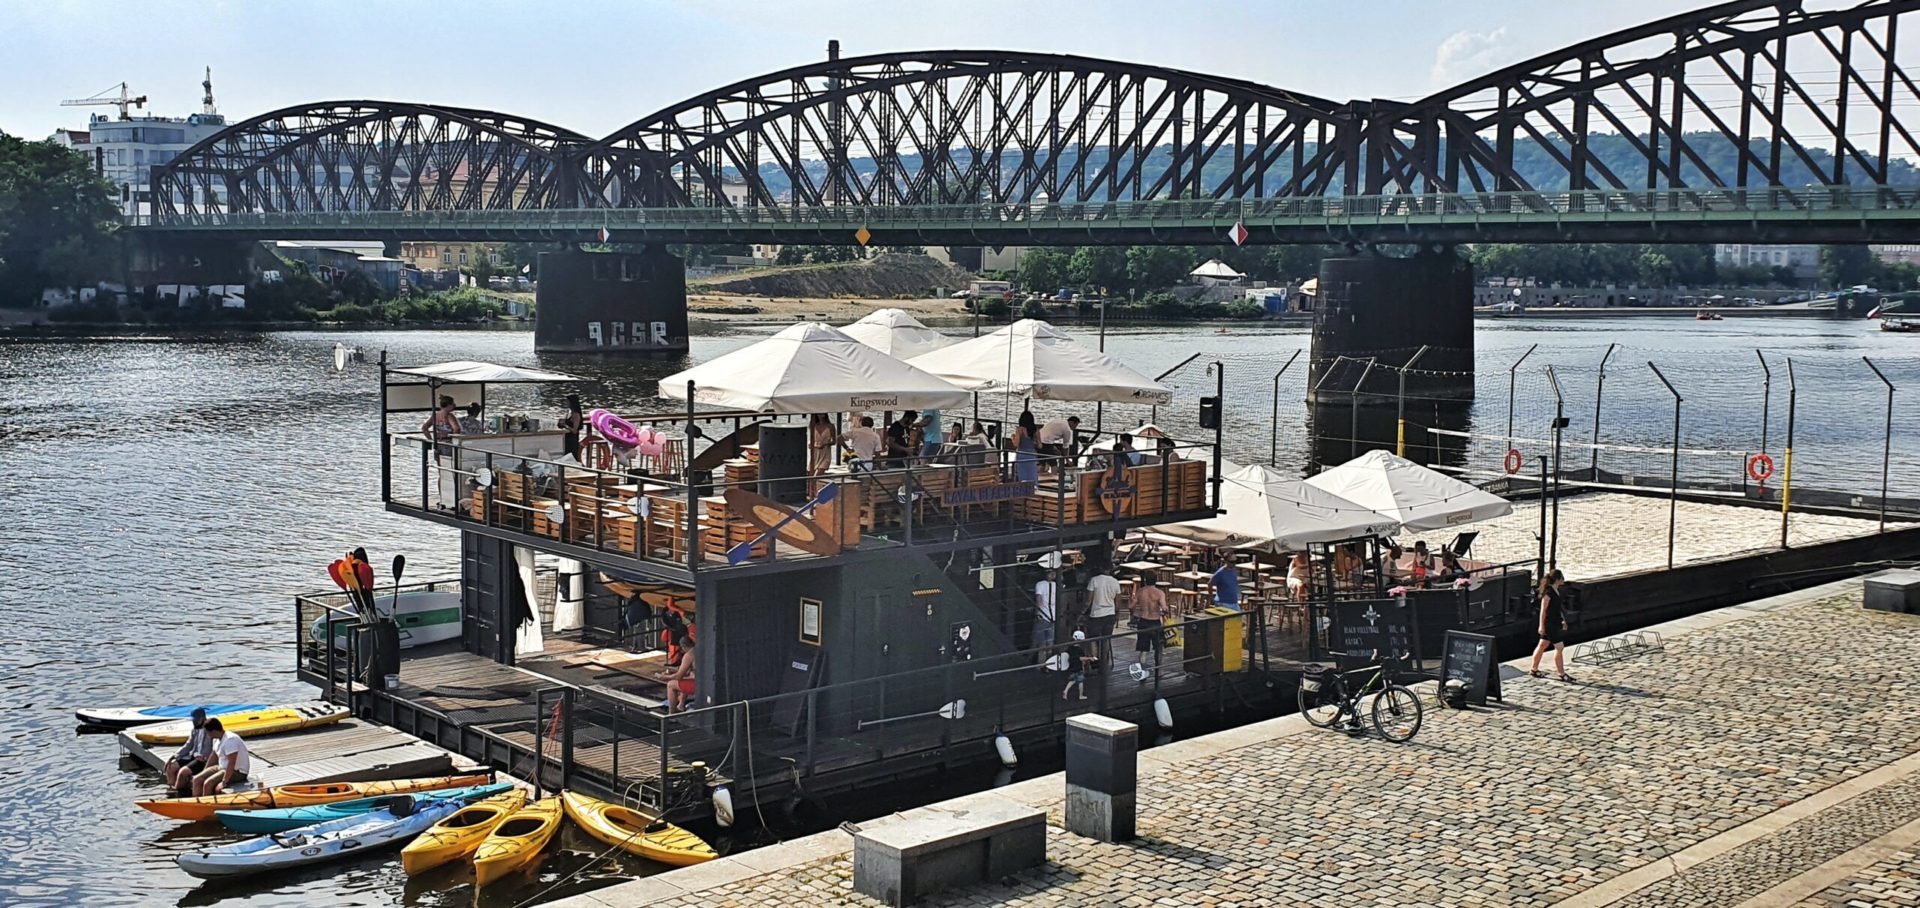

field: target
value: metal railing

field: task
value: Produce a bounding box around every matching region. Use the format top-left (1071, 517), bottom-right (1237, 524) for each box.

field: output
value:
top-left (626, 607), bottom-right (1278, 801)
top-left (136, 185), bottom-right (1920, 232)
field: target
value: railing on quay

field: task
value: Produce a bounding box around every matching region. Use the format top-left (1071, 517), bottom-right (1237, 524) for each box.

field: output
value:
top-left (136, 184), bottom-right (1920, 233)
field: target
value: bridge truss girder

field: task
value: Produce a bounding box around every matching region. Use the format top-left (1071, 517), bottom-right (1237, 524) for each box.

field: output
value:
top-left (151, 102), bottom-right (592, 218)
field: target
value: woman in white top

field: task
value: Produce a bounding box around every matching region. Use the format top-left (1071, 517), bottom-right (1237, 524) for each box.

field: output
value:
top-left (1286, 552), bottom-right (1312, 603)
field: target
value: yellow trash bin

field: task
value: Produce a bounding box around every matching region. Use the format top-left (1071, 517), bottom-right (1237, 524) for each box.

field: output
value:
top-left (1191, 606), bottom-right (1246, 674)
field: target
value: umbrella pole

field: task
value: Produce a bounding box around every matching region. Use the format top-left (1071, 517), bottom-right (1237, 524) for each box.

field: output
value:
top-left (686, 380), bottom-right (699, 574)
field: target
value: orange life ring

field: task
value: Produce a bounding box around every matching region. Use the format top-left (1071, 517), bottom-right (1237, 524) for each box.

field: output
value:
top-left (1747, 453), bottom-right (1775, 483)
top-left (1503, 448), bottom-right (1523, 475)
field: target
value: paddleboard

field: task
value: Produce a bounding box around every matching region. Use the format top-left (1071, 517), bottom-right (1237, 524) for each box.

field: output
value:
top-left (333, 343), bottom-right (350, 372)
top-left (310, 590), bottom-right (462, 652)
top-left (75, 703), bottom-right (268, 729)
top-left (132, 702), bottom-right (349, 746)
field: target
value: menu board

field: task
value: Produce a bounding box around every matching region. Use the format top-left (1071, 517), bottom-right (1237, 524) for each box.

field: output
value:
top-left (1441, 630), bottom-right (1501, 706)
top-left (1331, 599), bottom-right (1416, 668)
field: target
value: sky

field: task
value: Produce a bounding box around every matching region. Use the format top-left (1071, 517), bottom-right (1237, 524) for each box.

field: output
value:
top-left (0, 0), bottom-right (1697, 140)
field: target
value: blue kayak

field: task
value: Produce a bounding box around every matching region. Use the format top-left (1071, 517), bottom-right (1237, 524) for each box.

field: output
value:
top-left (181, 796), bottom-right (465, 878)
top-left (74, 703), bottom-right (269, 729)
top-left (214, 782), bottom-right (514, 834)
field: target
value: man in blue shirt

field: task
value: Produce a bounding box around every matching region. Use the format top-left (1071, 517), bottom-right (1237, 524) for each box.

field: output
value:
top-left (1211, 554), bottom-right (1241, 610)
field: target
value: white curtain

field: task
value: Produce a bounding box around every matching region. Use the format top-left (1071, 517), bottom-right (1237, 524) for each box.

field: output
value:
top-left (513, 545), bottom-right (544, 656)
top-left (552, 558), bottom-right (585, 632)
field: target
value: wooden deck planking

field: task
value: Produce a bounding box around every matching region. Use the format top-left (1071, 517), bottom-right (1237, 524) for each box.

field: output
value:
top-left (118, 718), bottom-right (480, 789)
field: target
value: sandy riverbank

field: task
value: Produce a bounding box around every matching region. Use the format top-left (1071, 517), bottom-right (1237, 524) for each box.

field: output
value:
top-left (1466, 491), bottom-right (1899, 580)
top-left (687, 293), bottom-right (973, 325)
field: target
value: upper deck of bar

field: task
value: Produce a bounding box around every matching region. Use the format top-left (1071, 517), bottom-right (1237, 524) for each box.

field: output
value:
top-left (378, 362), bottom-right (1222, 585)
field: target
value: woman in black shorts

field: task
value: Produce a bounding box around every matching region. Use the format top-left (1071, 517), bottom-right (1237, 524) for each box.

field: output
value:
top-left (1529, 569), bottom-right (1573, 682)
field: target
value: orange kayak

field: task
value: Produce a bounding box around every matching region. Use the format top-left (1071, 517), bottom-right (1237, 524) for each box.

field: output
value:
top-left (136, 774), bottom-right (493, 823)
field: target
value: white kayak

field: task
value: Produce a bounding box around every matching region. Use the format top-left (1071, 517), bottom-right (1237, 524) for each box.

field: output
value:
top-left (74, 703), bottom-right (267, 729)
top-left (177, 795), bottom-right (463, 879)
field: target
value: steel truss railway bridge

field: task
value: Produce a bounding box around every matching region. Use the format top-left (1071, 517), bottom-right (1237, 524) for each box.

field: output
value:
top-left (139, 0), bottom-right (1920, 247)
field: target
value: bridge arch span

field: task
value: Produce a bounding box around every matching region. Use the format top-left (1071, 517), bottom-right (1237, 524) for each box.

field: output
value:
top-left (1370, 0), bottom-right (1920, 194)
top-left (583, 50), bottom-right (1361, 208)
top-left (152, 101), bottom-right (593, 218)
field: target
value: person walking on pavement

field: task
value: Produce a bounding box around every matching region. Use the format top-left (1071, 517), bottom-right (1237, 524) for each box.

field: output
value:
top-left (1529, 569), bottom-right (1574, 682)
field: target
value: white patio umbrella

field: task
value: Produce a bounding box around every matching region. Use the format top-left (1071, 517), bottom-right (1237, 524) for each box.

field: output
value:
top-left (1303, 450), bottom-right (1513, 532)
top-left (840, 308), bottom-right (957, 360)
top-left (907, 319), bottom-right (1173, 404)
top-left (1158, 463), bottom-right (1399, 551)
top-left (658, 322), bottom-right (973, 414)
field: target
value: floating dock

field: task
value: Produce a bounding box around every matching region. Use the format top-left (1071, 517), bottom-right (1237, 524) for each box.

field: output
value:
top-left (118, 717), bottom-right (484, 789)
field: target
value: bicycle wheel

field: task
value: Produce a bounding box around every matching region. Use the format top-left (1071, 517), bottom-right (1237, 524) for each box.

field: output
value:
top-left (1371, 685), bottom-right (1424, 742)
top-left (1297, 671), bottom-right (1344, 728)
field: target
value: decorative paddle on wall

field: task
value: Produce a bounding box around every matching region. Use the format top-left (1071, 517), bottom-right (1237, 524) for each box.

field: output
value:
top-left (722, 485), bottom-right (842, 564)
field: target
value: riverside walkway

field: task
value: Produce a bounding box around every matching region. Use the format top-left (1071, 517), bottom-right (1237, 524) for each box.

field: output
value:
top-left (557, 578), bottom-right (1920, 908)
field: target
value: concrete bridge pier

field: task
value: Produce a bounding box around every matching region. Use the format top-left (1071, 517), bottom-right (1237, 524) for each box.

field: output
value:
top-left (1306, 249), bottom-right (1475, 471)
top-left (534, 248), bottom-right (690, 354)
top-left (123, 234), bottom-right (256, 291)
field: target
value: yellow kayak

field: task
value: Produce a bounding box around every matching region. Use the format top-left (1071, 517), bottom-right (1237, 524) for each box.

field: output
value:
top-left (137, 773), bottom-right (493, 823)
top-left (132, 703), bottom-right (349, 746)
top-left (401, 789), bottom-right (527, 875)
top-left (472, 797), bottom-right (563, 886)
top-left (560, 791), bottom-right (717, 867)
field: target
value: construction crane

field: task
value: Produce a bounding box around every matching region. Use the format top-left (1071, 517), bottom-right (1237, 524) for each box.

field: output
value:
top-left (61, 82), bottom-right (148, 120)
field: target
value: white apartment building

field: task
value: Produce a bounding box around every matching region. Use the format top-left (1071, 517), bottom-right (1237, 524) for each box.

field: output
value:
top-left (1714, 243), bottom-right (1819, 279)
top-left (53, 111), bottom-right (230, 219)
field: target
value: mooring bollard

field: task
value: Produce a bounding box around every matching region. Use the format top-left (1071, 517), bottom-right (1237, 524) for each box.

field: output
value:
top-left (1065, 714), bottom-right (1137, 842)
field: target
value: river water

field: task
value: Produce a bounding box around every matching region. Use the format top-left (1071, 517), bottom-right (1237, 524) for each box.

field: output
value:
top-left (2, 316), bottom-right (1917, 906)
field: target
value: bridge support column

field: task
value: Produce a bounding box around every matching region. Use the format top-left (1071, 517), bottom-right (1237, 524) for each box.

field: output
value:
top-left (123, 235), bottom-right (256, 290)
top-left (534, 248), bottom-right (689, 353)
top-left (1307, 249), bottom-right (1474, 470)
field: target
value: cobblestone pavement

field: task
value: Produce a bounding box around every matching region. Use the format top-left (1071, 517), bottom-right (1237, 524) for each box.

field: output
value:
top-left (1792, 848), bottom-right (1920, 907)
top-left (629, 592), bottom-right (1920, 908)
top-left (1613, 774), bottom-right (1920, 908)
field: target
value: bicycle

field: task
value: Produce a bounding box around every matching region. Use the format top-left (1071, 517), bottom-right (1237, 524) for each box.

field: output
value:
top-left (1296, 650), bottom-right (1424, 742)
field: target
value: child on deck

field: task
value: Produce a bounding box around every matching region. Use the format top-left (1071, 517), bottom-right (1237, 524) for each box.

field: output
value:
top-left (1060, 629), bottom-right (1096, 701)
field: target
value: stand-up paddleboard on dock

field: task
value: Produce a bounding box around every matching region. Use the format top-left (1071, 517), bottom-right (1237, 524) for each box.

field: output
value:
top-left (75, 703), bottom-right (267, 729)
top-left (131, 702), bottom-right (349, 746)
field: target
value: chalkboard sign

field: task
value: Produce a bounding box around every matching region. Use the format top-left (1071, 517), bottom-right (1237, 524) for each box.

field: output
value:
top-left (1441, 630), bottom-right (1500, 706)
top-left (1330, 599), bottom-right (1416, 668)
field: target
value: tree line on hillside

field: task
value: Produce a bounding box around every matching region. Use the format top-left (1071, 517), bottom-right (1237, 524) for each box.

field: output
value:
top-left (1468, 242), bottom-right (1920, 290)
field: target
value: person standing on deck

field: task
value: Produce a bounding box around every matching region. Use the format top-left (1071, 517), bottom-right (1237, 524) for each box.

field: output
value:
top-left (917, 410), bottom-right (942, 460)
top-left (1211, 553), bottom-right (1242, 611)
top-left (1529, 570), bottom-right (1574, 682)
top-left (191, 718), bottom-right (251, 796)
top-left (1032, 570), bottom-right (1060, 653)
top-left (163, 708), bottom-right (213, 795)
top-left (1086, 566), bottom-right (1121, 661)
top-left (843, 417), bottom-right (884, 472)
top-left (807, 414), bottom-right (836, 475)
top-left (1060, 630), bottom-right (1095, 701)
top-left (665, 634), bottom-right (697, 712)
top-left (1036, 415), bottom-right (1079, 464)
top-left (559, 394), bottom-right (585, 464)
top-left (422, 396), bottom-right (460, 455)
top-left (1010, 421), bottom-right (1040, 484)
top-left (1132, 572), bottom-right (1168, 668)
